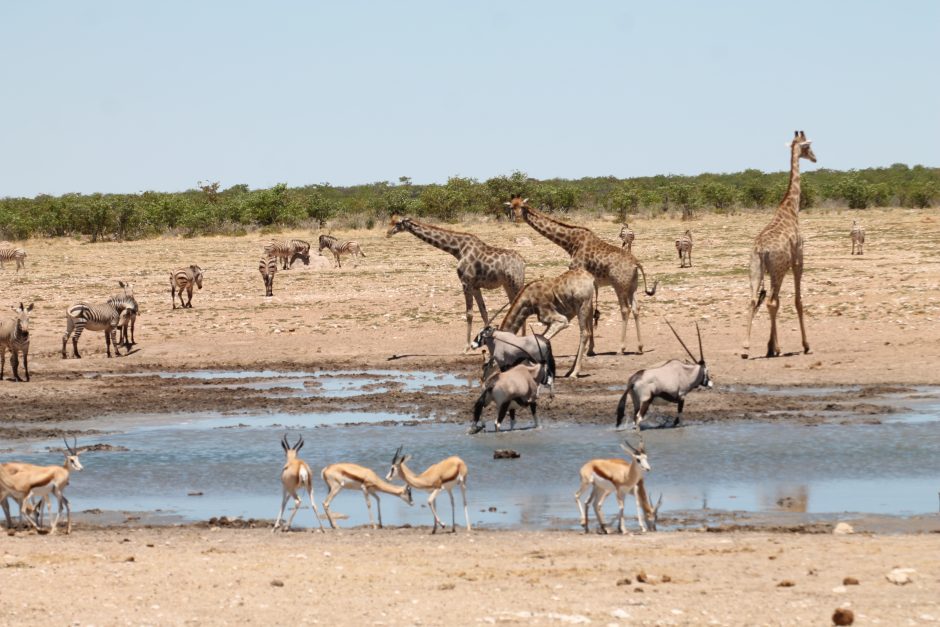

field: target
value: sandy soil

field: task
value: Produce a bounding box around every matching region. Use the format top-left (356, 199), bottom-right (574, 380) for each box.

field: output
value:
top-left (1, 207), bottom-right (938, 434)
top-left (2, 208), bottom-right (940, 625)
top-left (1, 527), bottom-right (938, 625)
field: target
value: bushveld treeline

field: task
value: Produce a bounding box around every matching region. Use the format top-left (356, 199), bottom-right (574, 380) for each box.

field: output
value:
top-left (1, 164), bottom-right (937, 241)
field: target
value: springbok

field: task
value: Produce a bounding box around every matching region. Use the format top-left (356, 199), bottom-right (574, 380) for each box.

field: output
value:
top-left (273, 435), bottom-right (325, 533)
top-left (616, 321), bottom-right (712, 429)
top-left (386, 446), bottom-right (471, 534)
top-left (574, 439), bottom-right (661, 534)
top-left (1, 438), bottom-right (84, 534)
top-left (0, 465), bottom-right (40, 531)
top-left (321, 461), bottom-right (413, 529)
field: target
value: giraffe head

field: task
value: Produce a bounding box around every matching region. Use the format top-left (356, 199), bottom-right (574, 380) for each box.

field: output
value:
top-left (502, 195), bottom-right (528, 222)
top-left (791, 130), bottom-right (816, 163)
top-left (386, 213), bottom-right (409, 238)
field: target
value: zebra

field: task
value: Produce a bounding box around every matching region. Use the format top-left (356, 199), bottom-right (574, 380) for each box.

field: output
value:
top-left (0, 246), bottom-right (27, 273)
top-left (851, 220), bottom-right (865, 255)
top-left (0, 303), bottom-right (33, 382)
top-left (259, 256), bottom-right (278, 297)
top-left (263, 239), bottom-right (311, 270)
top-left (619, 224), bottom-right (635, 251)
top-left (62, 302), bottom-right (129, 359)
top-left (318, 234), bottom-right (366, 268)
top-left (107, 281), bottom-right (139, 347)
top-left (675, 229), bottom-right (693, 268)
top-left (170, 265), bottom-right (204, 309)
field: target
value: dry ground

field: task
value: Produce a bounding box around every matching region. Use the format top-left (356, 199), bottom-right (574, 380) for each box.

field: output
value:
top-left (1, 207), bottom-right (938, 429)
top-left (2, 208), bottom-right (940, 625)
top-left (1, 527), bottom-right (939, 625)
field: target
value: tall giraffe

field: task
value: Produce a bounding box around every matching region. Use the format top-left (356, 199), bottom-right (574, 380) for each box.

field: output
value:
top-left (387, 214), bottom-right (526, 349)
top-left (741, 130), bottom-right (817, 359)
top-left (506, 196), bottom-right (657, 354)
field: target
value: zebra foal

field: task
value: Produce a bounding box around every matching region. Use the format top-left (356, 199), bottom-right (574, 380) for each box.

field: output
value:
top-left (851, 220), bottom-right (865, 255)
top-left (170, 265), bottom-right (204, 309)
top-left (0, 246), bottom-right (27, 273)
top-left (259, 256), bottom-right (278, 297)
top-left (263, 239), bottom-right (311, 270)
top-left (675, 230), bottom-right (692, 268)
top-left (318, 234), bottom-right (365, 268)
top-left (62, 302), bottom-right (129, 359)
top-left (0, 303), bottom-right (33, 382)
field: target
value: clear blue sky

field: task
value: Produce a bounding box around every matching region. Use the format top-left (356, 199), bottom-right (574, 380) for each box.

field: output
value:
top-left (1, 1), bottom-right (937, 197)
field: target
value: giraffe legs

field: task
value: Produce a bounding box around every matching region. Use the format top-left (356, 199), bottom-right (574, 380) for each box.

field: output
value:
top-left (741, 252), bottom-right (765, 359)
top-left (615, 287), bottom-right (642, 354)
top-left (793, 257), bottom-right (810, 354)
top-left (765, 271), bottom-right (785, 358)
top-left (462, 287), bottom-right (475, 351)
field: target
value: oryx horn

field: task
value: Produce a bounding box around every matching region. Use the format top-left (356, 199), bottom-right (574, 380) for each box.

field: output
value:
top-left (664, 318), bottom-right (697, 363)
top-left (696, 322), bottom-right (704, 363)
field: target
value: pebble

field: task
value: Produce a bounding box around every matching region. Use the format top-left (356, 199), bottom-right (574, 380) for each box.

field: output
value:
top-left (832, 608), bottom-right (854, 625)
top-left (833, 522), bottom-right (854, 535)
top-left (885, 568), bottom-right (915, 585)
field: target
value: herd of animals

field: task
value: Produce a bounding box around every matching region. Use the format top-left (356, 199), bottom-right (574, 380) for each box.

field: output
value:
top-left (0, 131), bottom-right (874, 535)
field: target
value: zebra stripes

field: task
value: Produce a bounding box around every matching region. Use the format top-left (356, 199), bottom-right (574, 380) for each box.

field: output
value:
top-left (108, 281), bottom-right (139, 346)
top-left (0, 246), bottom-right (27, 273)
top-left (851, 220), bottom-right (865, 255)
top-left (675, 229), bottom-right (693, 268)
top-left (619, 224), bottom-right (635, 251)
top-left (171, 265), bottom-right (204, 309)
top-left (263, 239), bottom-right (311, 270)
top-left (0, 303), bottom-right (32, 381)
top-left (62, 302), bottom-right (127, 359)
top-left (318, 234), bottom-right (366, 268)
top-left (259, 256), bottom-right (278, 297)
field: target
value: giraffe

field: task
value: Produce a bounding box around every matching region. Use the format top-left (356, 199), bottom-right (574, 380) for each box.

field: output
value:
top-left (741, 130), bottom-right (817, 359)
top-left (387, 214), bottom-right (526, 349)
top-left (506, 196), bottom-right (657, 354)
top-left (499, 268), bottom-right (596, 378)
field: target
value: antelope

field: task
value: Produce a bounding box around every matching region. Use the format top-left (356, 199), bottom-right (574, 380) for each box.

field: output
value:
top-left (0, 464), bottom-right (40, 531)
top-left (273, 435), bottom-right (325, 533)
top-left (615, 321), bottom-right (712, 429)
top-left (471, 361), bottom-right (542, 434)
top-left (0, 302), bottom-right (33, 382)
top-left (1, 439), bottom-right (85, 534)
top-left (470, 325), bottom-right (555, 392)
top-left (321, 461), bottom-right (413, 529)
top-left (386, 446), bottom-right (471, 534)
top-left (574, 439), bottom-right (662, 534)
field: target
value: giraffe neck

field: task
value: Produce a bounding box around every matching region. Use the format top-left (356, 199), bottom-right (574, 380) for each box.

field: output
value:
top-left (499, 293), bottom-right (533, 333)
top-left (403, 219), bottom-right (471, 259)
top-left (780, 144), bottom-right (802, 215)
top-left (521, 206), bottom-right (583, 255)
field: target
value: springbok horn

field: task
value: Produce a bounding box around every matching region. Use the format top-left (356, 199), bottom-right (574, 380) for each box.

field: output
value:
top-left (664, 319), bottom-right (697, 362)
top-left (621, 439), bottom-right (639, 454)
top-left (63, 438), bottom-right (74, 455)
top-left (294, 435), bottom-right (304, 451)
top-left (653, 494), bottom-right (663, 516)
top-left (392, 444), bottom-right (403, 464)
top-left (696, 322), bottom-right (704, 363)
top-left (281, 434), bottom-right (289, 451)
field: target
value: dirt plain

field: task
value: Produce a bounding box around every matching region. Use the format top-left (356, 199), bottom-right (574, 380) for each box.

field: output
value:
top-left (1, 207), bottom-right (940, 625)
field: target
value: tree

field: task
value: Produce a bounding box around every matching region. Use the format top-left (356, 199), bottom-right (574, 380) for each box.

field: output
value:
top-left (609, 184), bottom-right (640, 221)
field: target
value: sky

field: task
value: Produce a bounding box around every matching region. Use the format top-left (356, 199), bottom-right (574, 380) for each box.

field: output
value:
top-left (1, 1), bottom-right (937, 197)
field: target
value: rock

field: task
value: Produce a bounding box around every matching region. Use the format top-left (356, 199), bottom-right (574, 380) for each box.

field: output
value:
top-left (833, 522), bottom-right (854, 535)
top-left (270, 579), bottom-right (284, 587)
top-left (513, 236), bottom-right (533, 247)
top-left (776, 580), bottom-right (796, 587)
top-left (842, 577), bottom-right (859, 586)
top-left (616, 577), bottom-right (632, 586)
top-left (886, 568), bottom-right (915, 585)
top-left (832, 608), bottom-right (854, 625)
top-left (487, 506), bottom-right (497, 512)
top-left (493, 449), bottom-right (520, 459)
top-left (610, 608), bottom-right (630, 619)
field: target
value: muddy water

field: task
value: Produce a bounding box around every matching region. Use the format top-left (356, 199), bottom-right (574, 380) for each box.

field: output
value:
top-left (3, 372), bottom-right (940, 530)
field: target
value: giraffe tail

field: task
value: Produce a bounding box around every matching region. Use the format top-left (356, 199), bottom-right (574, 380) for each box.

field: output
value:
top-left (638, 264), bottom-right (658, 297)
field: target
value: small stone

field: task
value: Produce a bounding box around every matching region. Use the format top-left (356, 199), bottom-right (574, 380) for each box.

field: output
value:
top-left (610, 609), bottom-right (630, 619)
top-left (124, 556), bottom-right (135, 563)
top-left (488, 506), bottom-right (497, 512)
top-left (616, 577), bottom-right (632, 586)
top-left (777, 580), bottom-right (795, 587)
top-left (886, 568), bottom-right (914, 585)
top-left (493, 449), bottom-right (520, 459)
top-left (635, 571), bottom-right (648, 584)
top-left (842, 577), bottom-right (859, 586)
top-left (833, 522), bottom-right (854, 535)
top-left (270, 579), bottom-right (284, 587)
top-left (438, 583), bottom-right (455, 591)
top-left (832, 608), bottom-right (854, 625)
